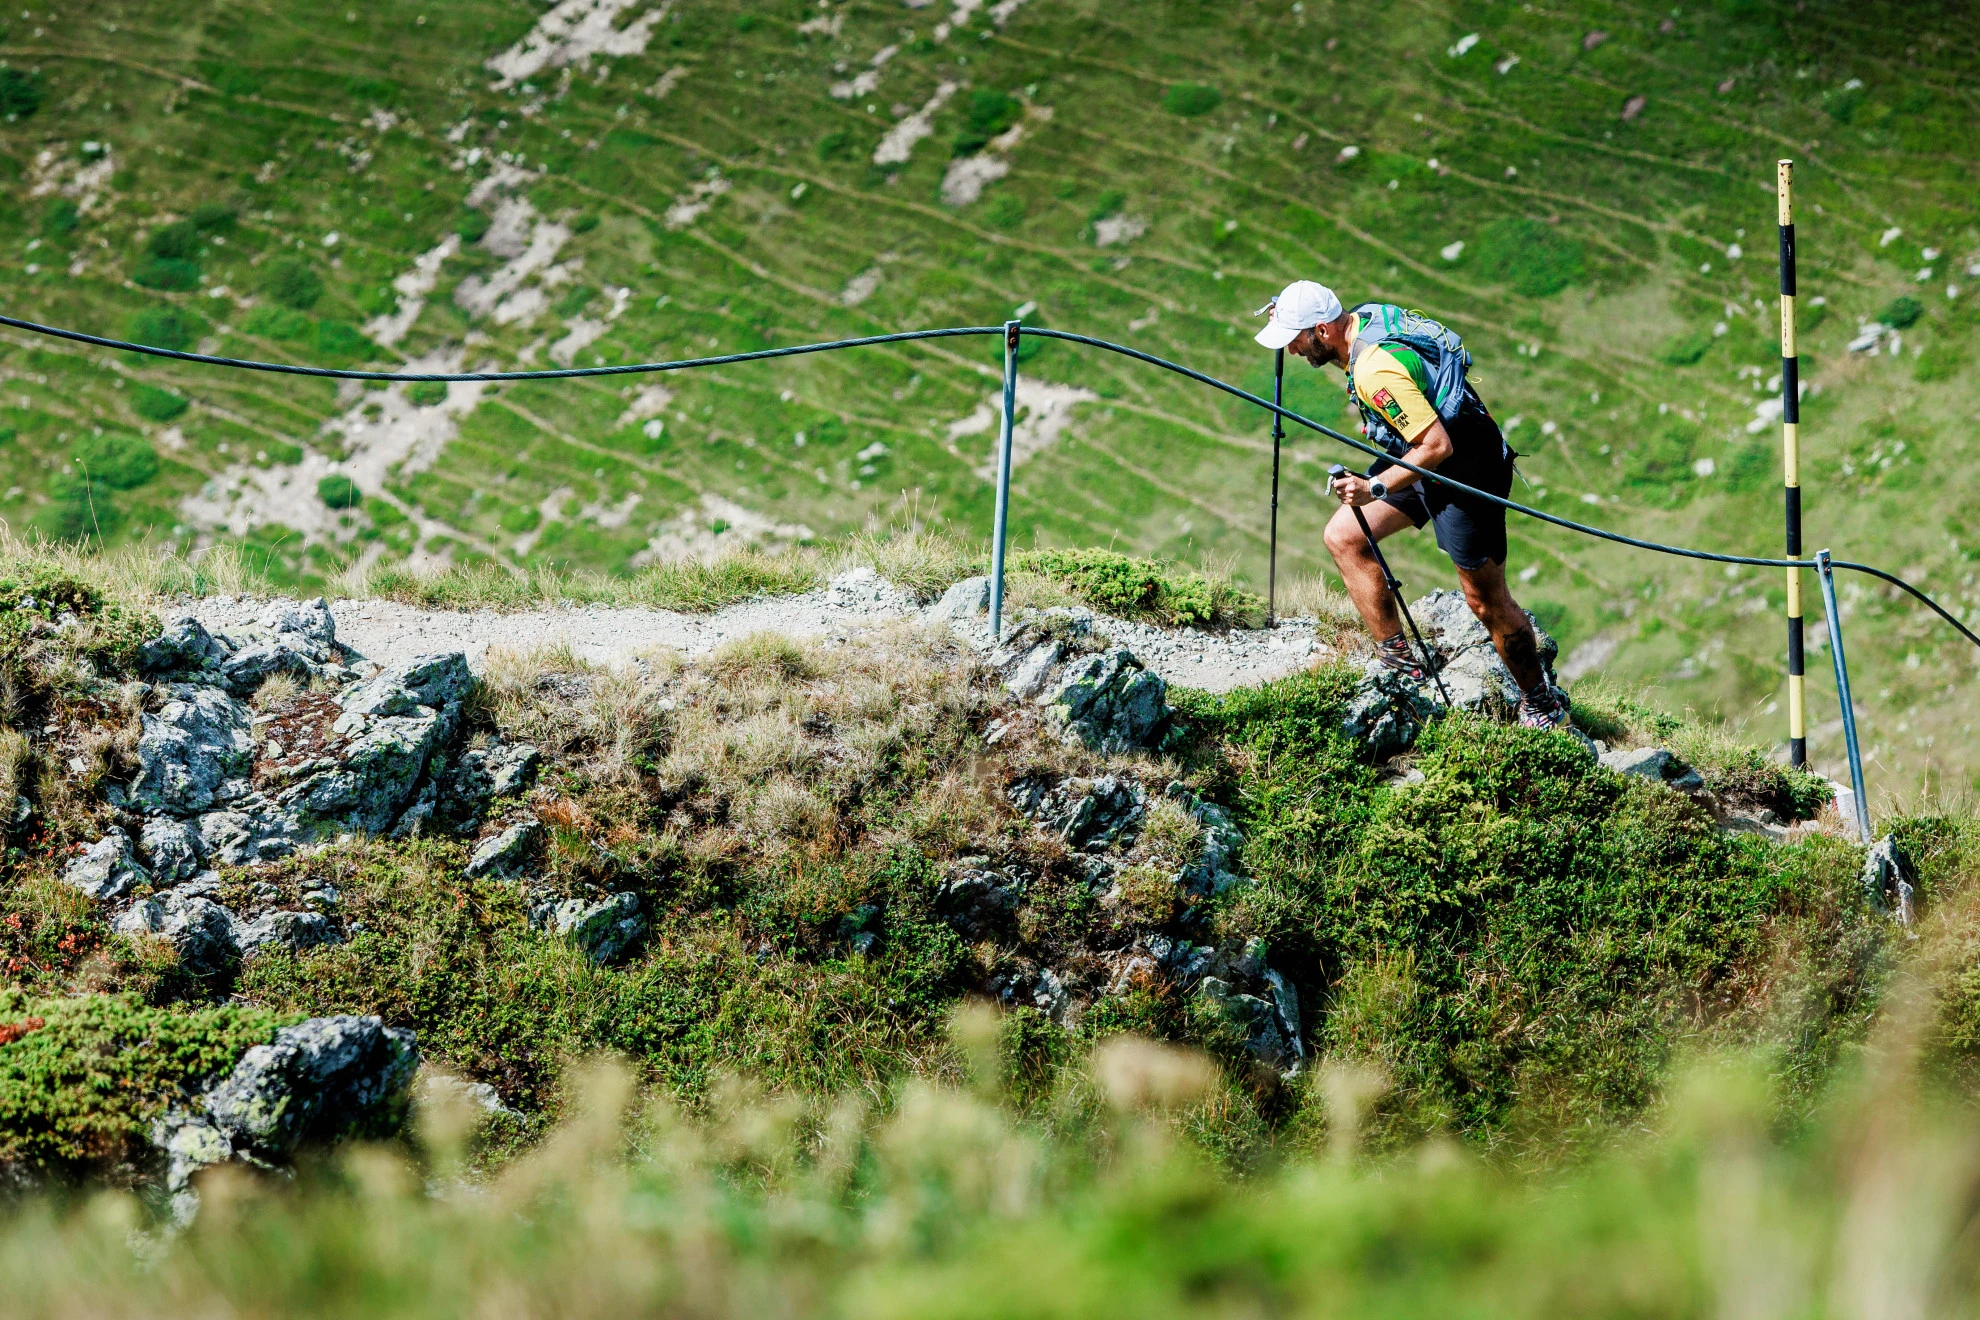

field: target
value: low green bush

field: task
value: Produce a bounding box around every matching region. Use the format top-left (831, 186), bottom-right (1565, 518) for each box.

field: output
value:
top-left (1656, 329), bottom-right (1713, 366)
top-left (262, 257), bottom-right (324, 311)
top-left (1474, 218), bottom-right (1584, 297)
top-left (1163, 82), bottom-right (1223, 116)
top-left (0, 68), bottom-right (42, 119)
top-left (1013, 546), bottom-right (1264, 629)
top-left (1881, 295), bottom-right (1923, 329)
top-left (406, 380), bottom-right (448, 407)
top-left (70, 433), bottom-right (159, 490)
top-left (954, 88), bottom-right (1021, 156)
top-left (132, 257), bottom-right (200, 291)
top-left (39, 198), bottom-right (78, 237)
top-left (130, 385), bottom-right (189, 422)
top-left (127, 307), bottom-right (199, 352)
top-left (317, 474), bottom-right (363, 509)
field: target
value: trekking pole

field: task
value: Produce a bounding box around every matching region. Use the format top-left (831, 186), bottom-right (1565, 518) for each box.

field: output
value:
top-left (1267, 347), bottom-right (1285, 625)
top-left (1330, 465), bottom-right (1452, 707)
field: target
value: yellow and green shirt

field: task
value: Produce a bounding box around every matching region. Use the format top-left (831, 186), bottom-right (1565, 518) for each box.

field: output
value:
top-left (1346, 312), bottom-right (1440, 448)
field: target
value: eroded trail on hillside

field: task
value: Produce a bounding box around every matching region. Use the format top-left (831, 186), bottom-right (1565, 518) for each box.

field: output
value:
top-left (182, 569), bottom-right (1332, 694)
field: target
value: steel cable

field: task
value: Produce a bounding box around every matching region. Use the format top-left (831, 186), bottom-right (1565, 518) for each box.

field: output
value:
top-left (2, 311), bottom-right (1974, 653)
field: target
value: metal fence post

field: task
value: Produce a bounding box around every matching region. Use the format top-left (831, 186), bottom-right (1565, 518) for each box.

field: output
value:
top-left (1268, 346), bottom-right (1285, 626)
top-left (988, 319), bottom-right (1020, 643)
top-left (1816, 549), bottom-right (1873, 844)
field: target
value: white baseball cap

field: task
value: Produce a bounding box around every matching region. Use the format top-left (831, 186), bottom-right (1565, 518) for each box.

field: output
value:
top-left (1253, 280), bottom-right (1344, 349)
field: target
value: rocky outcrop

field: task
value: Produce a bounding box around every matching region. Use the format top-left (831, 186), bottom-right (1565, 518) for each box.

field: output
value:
top-left (529, 892), bottom-right (644, 964)
top-left (465, 817), bottom-right (543, 880)
top-left (113, 891), bottom-right (238, 977)
top-left (141, 599), bottom-right (361, 696)
top-left (1408, 589), bottom-right (1561, 720)
top-left (987, 609), bottom-right (1176, 754)
top-left (1007, 774), bottom-right (1146, 851)
top-left (132, 685), bottom-right (255, 815)
top-left (235, 909), bottom-right (341, 959)
top-left (1598, 746), bottom-right (1706, 793)
top-left (150, 1014), bottom-right (418, 1221)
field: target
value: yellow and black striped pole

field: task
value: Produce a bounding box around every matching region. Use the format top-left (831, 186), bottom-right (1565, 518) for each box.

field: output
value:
top-left (1778, 159), bottom-right (1806, 767)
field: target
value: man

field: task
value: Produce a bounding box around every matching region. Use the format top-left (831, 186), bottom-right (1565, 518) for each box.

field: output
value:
top-left (1254, 280), bottom-right (1571, 729)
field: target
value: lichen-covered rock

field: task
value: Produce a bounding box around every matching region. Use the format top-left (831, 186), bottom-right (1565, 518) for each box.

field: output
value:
top-left (202, 1015), bottom-right (419, 1159)
top-left (1046, 648), bottom-right (1171, 753)
top-left (928, 574), bottom-right (990, 622)
top-left (236, 909), bottom-right (341, 959)
top-left (1197, 976), bottom-right (1303, 1074)
top-left (62, 828), bottom-right (149, 901)
top-left (138, 616), bottom-right (230, 678)
top-left (1008, 774), bottom-right (1146, 851)
top-left (1407, 588), bottom-right (1560, 720)
top-left (196, 801), bottom-right (305, 866)
top-left (133, 685), bottom-right (255, 814)
top-left (434, 742), bottom-right (542, 833)
top-left (113, 891), bottom-right (239, 976)
top-left (1339, 659), bottom-right (1435, 760)
top-left (140, 815), bottom-right (204, 884)
top-left (1165, 784), bottom-right (1247, 900)
top-left (1599, 746), bottom-right (1706, 793)
top-left (299, 710), bottom-right (453, 834)
top-left (218, 642), bottom-right (314, 697)
top-left (337, 653), bottom-right (473, 723)
top-left (149, 1109), bottom-right (233, 1222)
top-left (530, 892), bottom-right (644, 964)
top-left (938, 859), bottom-right (1029, 937)
top-left (465, 817), bottom-right (543, 880)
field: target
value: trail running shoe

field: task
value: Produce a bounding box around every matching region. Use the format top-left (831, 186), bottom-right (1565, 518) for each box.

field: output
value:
top-left (1374, 635), bottom-right (1426, 682)
top-left (1518, 683), bottom-right (1573, 730)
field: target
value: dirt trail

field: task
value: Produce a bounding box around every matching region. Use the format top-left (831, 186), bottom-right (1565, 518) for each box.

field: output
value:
top-left (181, 570), bottom-right (1332, 694)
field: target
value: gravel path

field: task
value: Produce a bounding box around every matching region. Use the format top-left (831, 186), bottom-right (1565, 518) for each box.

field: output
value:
top-left (181, 569), bottom-right (1336, 694)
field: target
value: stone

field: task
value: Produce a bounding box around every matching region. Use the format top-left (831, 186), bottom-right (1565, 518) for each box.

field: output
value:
top-left (1400, 589), bottom-right (1561, 719)
top-left (531, 892), bottom-right (644, 964)
top-left (149, 1109), bottom-right (234, 1222)
top-left (1008, 773), bottom-right (1146, 851)
top-left (1600, 746), bottom-right (1706, 793)
top-left (938, 859), bottom-right (1029, 936)
top-left (1339, 659), bottom-right (1435, 760)
top-left (414, 1067), bottom-right (521, 1122)
top-left (929, 575), bottom-right (991, 622)
top-left (256, 597), bottom-right (339, 658)
top-left (62, 828), bottom-right (148, 901)
top-left (133, 685), bottom-right (255, 815)
top-left (113, 891), bottom-right (239, 977)
top-left (441, 742), bottom-right (542, 828)
top-left (140, 815), bottom-right (204, 884)
top-left (1165, 784), bottom-right (1248, 899)
top-left (197, 802), bottom-right (305, 866)
top-left (1002, 638), bottom-right (1064, 701)
top-left (218, 642), bottom-right (314, 696)
top-left (139, 616), bottom-right (232, 677)
top-left (203, 1015), bottom-right (419, 1159)
top-left (1197, 976), bottom-right (1302, 1074)
top-left (465, 817), bottom-right (544, 879)
top-left (300, 710), bottom-right (453, 834)
top-left (1863, 834), bottom-right (1918, 920)
top-left (1046, 648), bottom-right (1171, 754)
top-left (338, 653), bottom-right (474, 722)
top-left (9, 794), bottom-right (30, 829)
top-left (236, 909), bottom-right (341, 959)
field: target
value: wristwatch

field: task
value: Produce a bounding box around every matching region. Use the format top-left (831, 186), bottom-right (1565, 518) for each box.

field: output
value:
top-left (1368, 479), bottom-right (1389, 500)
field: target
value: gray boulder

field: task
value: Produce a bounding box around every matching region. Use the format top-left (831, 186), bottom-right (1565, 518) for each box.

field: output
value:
top-left (1197, 975), bottom-right (1303, 1074)
top-left (236, 909), bottom-right (341, 959)
top-left (196, 801), bottom-right (306, 866)
top-left (1165, 784), bottom-right (1247, 900)
top-left (337, 653), bottom-right (473, 723)
top-left (254, 598), bottom-right (339, 659)
top-left (929, 575), bottom-right (991, 622)
top-left (113, 891), bottom-right (239, 976)
top-left (140, 815), bottom-right (204, 884)
top-left (465, 817), bottom-right (544, 880)
top-left (938, 859), bottom-right (1029, 937)
top-left (1340, 659), bottom-right (1436, 760)
top-left (299, 711), bottom-right (453, 834)
top-left (1046, 648), bottom-right (1171, 754)
top-left (202, 1015), bottom-right (419, 1159)
top-left (62, 828), bottom-right (148, 901)
top-left (531, 892), bottom-right (644, 964)
top-left (139, 616), bottom-right (230, 678)
top-left (218, 643), bottom-right (313, 697)
top-left (133, 685), bottom-right (255, 815)
top-left (1408, 589), bottom-right (1560, 720)
top-left (1599, 746), bottom-right (1706, 793)
top-left (1008, 773), bottom-right (1146, 851)
top-left (433, 742), bottom-right (542, 833)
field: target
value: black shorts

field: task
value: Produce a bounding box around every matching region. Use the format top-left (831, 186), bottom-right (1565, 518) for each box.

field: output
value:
top-left (1370, 433), bottom-right (1515, 571)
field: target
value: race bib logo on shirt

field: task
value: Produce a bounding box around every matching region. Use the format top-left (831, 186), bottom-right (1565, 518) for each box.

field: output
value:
top-left (1371, 387), bottom-right (1408, 427)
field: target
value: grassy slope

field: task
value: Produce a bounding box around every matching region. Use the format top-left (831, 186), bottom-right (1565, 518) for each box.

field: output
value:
top-left (0, 0), bottom-right (1974, 799)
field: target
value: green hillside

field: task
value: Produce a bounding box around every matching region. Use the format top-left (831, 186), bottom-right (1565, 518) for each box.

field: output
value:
top-left (0, 0), bottom-right (1976, 791)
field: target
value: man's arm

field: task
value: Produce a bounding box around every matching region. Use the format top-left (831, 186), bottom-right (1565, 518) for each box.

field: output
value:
top-left (1330, 419), bottom-right (1453, 506)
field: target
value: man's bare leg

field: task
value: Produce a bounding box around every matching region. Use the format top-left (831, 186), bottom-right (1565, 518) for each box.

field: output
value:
top-left (1453, 558), bottom-right (1546, 694)
top-left (1322, 500), bottom-right (1420, 640)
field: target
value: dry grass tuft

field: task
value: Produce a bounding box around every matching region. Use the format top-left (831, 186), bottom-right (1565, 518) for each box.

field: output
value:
top-left (249, 671), bottom-right (301, 712)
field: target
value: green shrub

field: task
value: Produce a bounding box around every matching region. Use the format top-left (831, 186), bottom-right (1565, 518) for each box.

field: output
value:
top-left (1722, 441), bottom-right (1776, 492)
top-left (145, 220), bottom-right (202, 262)
top-left (127, 307), bottom-right (199, 352)
top-left (456, 209), bottom-right (492, 244)
top-left (1823, 85), bottom-right (1863, 122)
top-left (1163, 82), bottom-right (1223, 116)
top-left (40, 198), bottom-right (78, 237)
top-left (71, 433), bottom-right (160, 490)
top-left (243, 304), bottom-right (313, 341)
top-left (406, 380), bottom-right (448, 407)
top-left (132, 257), bottom-right (201, 291)
top-left (555, 285), bottom-right (598, 318)
top-left (0, 991), bottom-right (281, 1173)
top-left (317, 474), bottom-right (363, 509)
top-left (131, 385), bottom-right (189, 423)
top-left (1474, 218), bottom-right (1584, 297)
top-left (1880, 295), bottom-right (1923, 329)
top-left (817, 130), bottom-right (852, 161)
top-left (1620, 424), bottom-right (1701, 506)
top-left (954, 88), bottom-right (1021, 155)
top-left (0, 68), bottom-right (41, 119)
top-left (734, 12), bottom-right (761, 30)
top-left (314, 320), bottom-right (371, 359)
top-left (190, 202), bottom-right (238, 233)
top-left (983, 192), bottom-right (1027, 229)
top-left (1012, 547), bottom-right (1262, 628)
top-left (1656, 329), bottom-right (1713, 366)
top-left (1916, 338), bottom-right (1966, 382)
top-left (34, 476), bottom-right (118, 540)
top-left (262, 257), bottom-right (324, 310)
top-left (572, 212), bottom-right (601, 234)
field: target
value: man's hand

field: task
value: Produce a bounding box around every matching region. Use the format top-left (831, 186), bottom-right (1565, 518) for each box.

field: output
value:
top-left (1330, 470), bottom-right (1378, 507)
